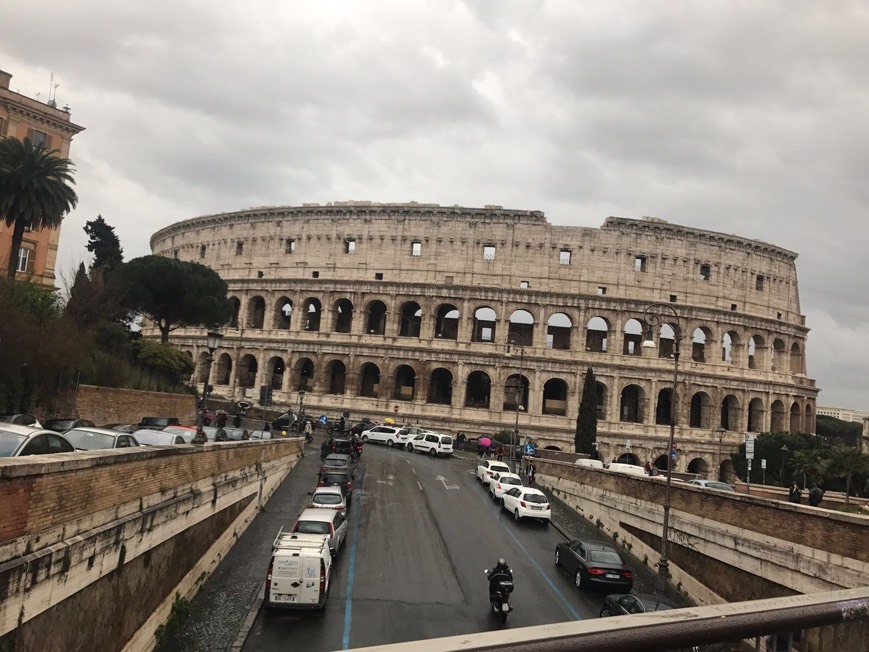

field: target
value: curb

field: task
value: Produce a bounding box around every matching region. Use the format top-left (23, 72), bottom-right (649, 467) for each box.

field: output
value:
top-left (229, 580), bottom-right (265, 651)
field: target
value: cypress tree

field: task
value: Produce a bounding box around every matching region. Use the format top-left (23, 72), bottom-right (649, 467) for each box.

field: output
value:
top-left (575, 367), bottom-right (598, 455)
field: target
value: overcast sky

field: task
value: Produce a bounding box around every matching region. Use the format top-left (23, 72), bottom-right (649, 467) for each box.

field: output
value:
top-left (3, 1), bottom-right (868, 411)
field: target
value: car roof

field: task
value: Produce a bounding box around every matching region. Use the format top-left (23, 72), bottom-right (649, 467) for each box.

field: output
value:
top-left (65, 427), bottom-right (122, 436)
top-left (313, 486), bottom-right (344, 495)
top-left (0, 423), bottom-right (51, 435)
top-left (576, 539), bottom-right (619, 552)
top-left (520, 487), bottom-right (546, 496)
top-left (494, 472), bottom-right (522, 480)
top-left (297, 508), bottom-right (341, 522)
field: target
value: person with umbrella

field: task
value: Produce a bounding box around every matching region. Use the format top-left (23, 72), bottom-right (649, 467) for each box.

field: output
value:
top-left (478, 436), bottom-right (492, 459)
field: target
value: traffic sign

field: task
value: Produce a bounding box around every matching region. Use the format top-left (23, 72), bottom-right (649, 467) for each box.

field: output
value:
top-left (393, 405), bottom-right (399, 414)
top-left (523, 444), bottom-right (537, 455)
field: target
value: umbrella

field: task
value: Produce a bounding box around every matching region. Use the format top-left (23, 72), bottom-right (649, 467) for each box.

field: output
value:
top-left (384, 417), bottom-right (395, 425)
top-left (479, 436), bottom-right (492, 448)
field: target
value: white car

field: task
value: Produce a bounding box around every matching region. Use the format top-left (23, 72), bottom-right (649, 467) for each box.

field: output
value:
top-left (360, 425), bottom-right (410, 448)
top-left (476, 460), bottom-right (511, 485)
top-left (406, 432), bottom-right (453, 457)
top-left (292, 507), bottom-right (349, 557)
top-left (489, 472), bottom-right (523, 501)
top-left (308, 486), bottom-right (348, 514)
top-left (500, 486), bottom-right (551, 524)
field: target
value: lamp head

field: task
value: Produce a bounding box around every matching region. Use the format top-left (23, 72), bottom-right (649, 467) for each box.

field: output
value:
top-left (642, 326), bottom-right (656, 349)
top-left (205, 326), bottom-right (223, 351)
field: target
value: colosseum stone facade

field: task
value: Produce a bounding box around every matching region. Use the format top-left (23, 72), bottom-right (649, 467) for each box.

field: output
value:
top-left (150, 201), bottom-right (818, 479)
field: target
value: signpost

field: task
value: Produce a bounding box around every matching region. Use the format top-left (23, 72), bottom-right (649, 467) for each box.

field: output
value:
top-left (745, 433), bottom-right (755, 495)
top-left (761, 458), bottom-right (767, 485)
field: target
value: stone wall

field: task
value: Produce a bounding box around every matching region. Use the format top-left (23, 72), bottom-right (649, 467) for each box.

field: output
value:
top-left (42, 385), bottom-right (199, 426)
top-left (534, 458), bottom-right (869, 606)
top-left (0, 439), bottom-right (302, 651)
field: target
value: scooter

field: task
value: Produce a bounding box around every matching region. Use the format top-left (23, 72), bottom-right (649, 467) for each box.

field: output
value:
top-left (484, 569), bottom-right (513, 622)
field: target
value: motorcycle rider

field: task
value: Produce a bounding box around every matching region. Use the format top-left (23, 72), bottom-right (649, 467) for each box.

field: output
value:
top-left (487, 558), bottom-right (513, 600)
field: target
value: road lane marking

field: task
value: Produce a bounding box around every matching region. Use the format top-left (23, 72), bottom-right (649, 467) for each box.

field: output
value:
top-left (436, 475), bottom-right (460, 490)
top-left (342, 466), bottom-right (365, 649)
top-left (417, 480), bottom-right (423, 491)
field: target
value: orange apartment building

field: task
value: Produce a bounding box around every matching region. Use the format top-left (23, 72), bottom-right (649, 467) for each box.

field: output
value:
top-left (0, 69), bottom-right (85, 287)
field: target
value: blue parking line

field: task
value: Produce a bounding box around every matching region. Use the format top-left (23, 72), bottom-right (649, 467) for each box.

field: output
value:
top-left (342, 466), bottom-right (365, 649)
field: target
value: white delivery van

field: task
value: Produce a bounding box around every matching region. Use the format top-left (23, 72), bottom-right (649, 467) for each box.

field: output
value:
top-left (265, 529), bottom-right (332, 612)
top-left (605, 462), bottom-right (647, 477)
top-left (574, 458), bottom-right (604, 470)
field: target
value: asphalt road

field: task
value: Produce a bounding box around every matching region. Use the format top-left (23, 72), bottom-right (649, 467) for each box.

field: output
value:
top-left (242, 444), bottom-right (613, 651)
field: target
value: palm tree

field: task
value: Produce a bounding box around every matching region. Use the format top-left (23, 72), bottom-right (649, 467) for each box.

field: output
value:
top-left (823, 446), bottom-right (869, 507)
top-left (0, 138), bottom-right (77, 279)
top-left (792, 448), bottom-right (825, 489)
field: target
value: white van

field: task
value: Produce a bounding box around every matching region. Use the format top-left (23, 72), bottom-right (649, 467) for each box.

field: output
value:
top-left (606, 462), bottom-right (647, 477)
top-left (265, 529), bottom-right (332, 611)
top-left (574, 458), bottom-right (604, 470)
top-left (406, 431), bottom-right (453, 457)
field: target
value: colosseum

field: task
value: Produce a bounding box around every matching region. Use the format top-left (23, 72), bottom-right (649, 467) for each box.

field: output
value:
top-left (150, 201), bottom-right (818, 479)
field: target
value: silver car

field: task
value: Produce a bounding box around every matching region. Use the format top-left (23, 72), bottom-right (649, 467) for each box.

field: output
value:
top-left (64, 427), bottom-right (140, 450)
top-left (0, 424), bottom-right (75, 457)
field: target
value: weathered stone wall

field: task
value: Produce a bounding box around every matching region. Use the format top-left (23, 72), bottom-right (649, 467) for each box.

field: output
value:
top-left (535, 458), bottom-right (869, 606)
top-left (0, 439), bottom-right (302, 651)
top-left (44, 385), bottom-right (198, 426)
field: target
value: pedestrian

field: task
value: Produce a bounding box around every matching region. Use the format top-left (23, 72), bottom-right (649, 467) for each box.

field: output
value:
top-left (456, 432), bottom-right (466, 450)
top-left (788, 481), bottom-right (802, 504)
top-left (496, 445), bottom-right (505, 462)
top-left (527, 462), bottom-right (536, 487)
top-left (808, 483), bottom-right (824, 507)
top-left (304, 420), bottom-right (313, 442)
top-left (644, 460), bottom-right (653, 475)
top-left (216, 411), bottom-right (227, 428)
top-left (232, 414), bottom-right (242, 428)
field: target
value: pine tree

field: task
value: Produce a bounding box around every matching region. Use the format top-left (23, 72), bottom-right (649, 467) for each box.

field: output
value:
top-left (575, 367), bottom-right (598, 455)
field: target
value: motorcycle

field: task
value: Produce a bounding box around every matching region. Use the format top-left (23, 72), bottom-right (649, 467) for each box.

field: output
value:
top-left (484, 569), bottom-right (513, 622)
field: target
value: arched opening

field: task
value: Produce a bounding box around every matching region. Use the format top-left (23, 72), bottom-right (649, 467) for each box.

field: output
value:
top-left (399, 301), bottom-right (422, 337)
top-left (196, 352), bottom-right (210, 384)
top-left (464, 371), bottom-right (491, 409)
top-left (542, 378), bottom-right (568, 416)
top-left (294, 358), bottom-right (315, 391)
top-left (473, 307), bottom-right (497, 343)
top-left (748, 334), bottom-right (765, 370)
top-left (215, 353), bottom-right (232, 385)
top-left (692, 327), bottom-right (711, 362)
top-left (747, 397), bottom-right (764, 432)
top-left (358, 363), bottom-right (380, 398)
top-left (772, 339), bottom-right (786, 371)
top-left (619, 384), bottom-right (643, 423)
top-left (804, 404), bottom-right (815, 434)
top-left (655, 388), bottom-right (673, 425)
top-left (508, 309), bottom-right (535, 346)
top-left (622, 318), bottom-right (644, 356)
top-left (617, 453), bottom-right (642, 466)
top-left (434, 304), bottom-right (460, 340)
top-left (719, 458), bottom-right (735, 483)
top-left (427, 368), bottom-right (453, 404)
top-left (657, 324), bottom-right (676, 359)
top-left (688, 458), bottom-right (709, 477)
top-left (546, 312), bottom-right (572, 350)
top-left (654, 454), bottom-right (670, 471)
top-left (303, 298), bottom-right (322, 331)
top-left (274, 297), bottom-right (293, 329)
top-left (229, 297), bottom-right (240, 328)
top-left (595, 382), bottom-right (608, 420)
top-left (238, 354), bottom-right (258, 388)
top-left (366, 300), bottom-right (387, 335)
top-left (720, 395), bottom-right (740, 430)
top-left (790, 342), bottom-right (802, 374)
top-left (394, 365), bottom-right (416, 401)
top-left (689, 391), bottom-right (713, 428)
top-left (789, 401), bottom-right (801, 433)
top-left (247, 296), bottom-right (266, 329)
top-left (722, 331), bottom-right (739, 364)
top-left (333, 299), bottom-right (353, 333)
top-left (327, 360), bottom-right (347, 394)
top-left (770, 400), bottom-right (786, 432)
top-left (268, 357), bottom-right (285, 390)
top-left (585, 317), bottom-right (609, 353)
top-left (503, 374), bottom-right (529, 411)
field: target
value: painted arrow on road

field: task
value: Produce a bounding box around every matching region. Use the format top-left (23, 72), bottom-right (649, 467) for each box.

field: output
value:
top-left (435, 475), bottom-right (460, 490)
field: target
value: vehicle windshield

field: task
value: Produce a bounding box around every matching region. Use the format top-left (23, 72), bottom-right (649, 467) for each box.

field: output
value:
top-left (135, 431), bottom-right (175, 446)
top-left (0, 430), bottom-right (25, 457)
top-left (524, 493), bottom-right (547, 504)
top-left (46, 419), bottom-right (75, 431)
top-left (313, 494), bottom-right (343, 505)
top-left (590, 550), bottom-right (623, 564)
top-left (64, 429), bottom-right (116, 450)
top-left (295, 521), bottom-right (331, 535)
top-left (502, 477), bottom-right (522, 485)
top-left (705, 482), bottom-right (734, 491)
top-left (322, 474), bottom-right (348, 484)
top-left (491, 464), bottom-right (510, 473)
top-left (441, 436), bottom-right (452, 444)
top-left (325, 455), bottom-right (349, 465)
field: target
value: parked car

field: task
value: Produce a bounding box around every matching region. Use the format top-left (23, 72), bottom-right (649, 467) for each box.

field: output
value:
top-left (574, 458), bottom-right (605, 469)
top-left (406, 432), bottom-right (453, 457)
top-left (132, 429), bottom-right (186, 446)
top-left (321, 437), bottom-right (358, 459)
top-left (605, 463), bottom-right (647, 477)
top-left (265, 528), bottom-right (332, 611)
top-left (360, 425), bottom-right (409, 448)
top-left (321, 453), bottom-right (357, 477)
top-left (100, 423), bottom-right (139, 434)
top-left (64, 427), bottom-right (141, 450)
top-left (318, 470), bottom-right (354, 501)
top-left (489, 471), bottom-right (523, 501)
top-left (0, 424), bottom-right (75, 457)
top-left (138, 416), bottom-right (181, 430)
top-left (0, 413), bottom-right (43, 428)
top-left (43, 418), bottom-right (96, 433)
top-left (475, 460), bottom-right (511, 485)
top-left (600, 593), bottom-right (675, 617)
top-left (308, 486), bottom-right (348, 514)
top-left (685, 479), bottom-right (735, 492)
top-left (249, 429), bottom-right (274, 440)
top-left (292, 507), bottom-right (348, 557)
top-left (500, 486), bottom-right (551, 525)
top-left (555, 539), bottom-right (634, 592)
top-left (163, 426), bottom-right (199, 443)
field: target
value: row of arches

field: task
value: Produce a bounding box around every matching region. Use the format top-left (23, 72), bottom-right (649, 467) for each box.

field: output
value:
top-left (229, 295), bottom-right (806, 373)
top-left (199, 352), bottom-right (815, 432)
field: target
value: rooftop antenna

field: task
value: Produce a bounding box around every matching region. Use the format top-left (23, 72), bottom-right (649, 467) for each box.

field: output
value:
top-left (47, 73), bottom-right (59, 108)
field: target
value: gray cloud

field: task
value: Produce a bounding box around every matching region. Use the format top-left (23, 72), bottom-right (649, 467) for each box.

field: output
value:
top-left (3, 0), bottom-right (868, 409)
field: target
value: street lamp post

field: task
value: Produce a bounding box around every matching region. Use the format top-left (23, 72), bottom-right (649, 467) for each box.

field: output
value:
top-left (780, 444), bottom-right (789, 485)
top-left (193, 326), bottom-right (224, 444)
top-left (716, 426), bottom-right (726, 481)
top-left (506, 337), bottom-right (526, 473)
top-left (641, 303), bottom-right (682, 594)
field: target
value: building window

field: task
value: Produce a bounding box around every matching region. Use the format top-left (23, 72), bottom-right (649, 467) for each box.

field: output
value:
top-left (483, 245), bottom-right (496, 260)
top-left (777, 312), bottom-right (782, 320)
top-left (23, 222), bottom-right (34, 232)
top-left (375, 272), bottom-right (384, 280)
top-left (285, 238), bottom-right (296, 254)
top-left (559, 249), bottom-right (571, 265)
top-left (235, 241), bottom-right (244, 255)
top-left (30, 129), bottom-right (48, 148)
top-left (519, 280), bottom-right (529, 289)
top-left (257, 271), bottom-right (264, 278)
top-left (699, 264), bottom-right (711, 280)
top-left (597, 286), bottom-right (606, 295)
top-left (756, 275), bottom-right (765, 290)
top-left (669, 294), bottom-right (677, 302)
top-left (411, 241), bottom-right (422, 256)
top-left (16, 247), bottom-right (31, 273)
top-left (731, 304), bottom-right (738, 311)
top-left (173, 249), bottom-right (179, 259)
top-left (344, 238), bottom-right (356, 254)
top-left (634, 255), bottom-right (647, 272)
top-left (199, 245), bottom-right (206, 259)
top-left (312, 271), bottom-right (320, 278)
top-left (444, 275), bottom-right (454, 284)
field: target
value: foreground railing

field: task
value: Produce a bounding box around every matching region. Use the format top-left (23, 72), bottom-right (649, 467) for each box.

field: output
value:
top-left (348, 587), bottom-right (869, 652)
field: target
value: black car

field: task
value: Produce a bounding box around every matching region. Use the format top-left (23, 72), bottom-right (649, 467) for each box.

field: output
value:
top-left (138, 416), bottom-right (181, 430)
top-left (555, 539), bottom-right (634, 592)
top-left (321, 437), bottom-right (357, 460)
top-left (318, 470), bottom-right (353, 502)
top-left (43, 418), bottom-right (96, 433)
top-left (600, 593), bottom-right (675, 617)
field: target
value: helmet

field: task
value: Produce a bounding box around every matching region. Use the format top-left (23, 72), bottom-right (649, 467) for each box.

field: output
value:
top-left (497, 558), bottom-right (506, 567)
